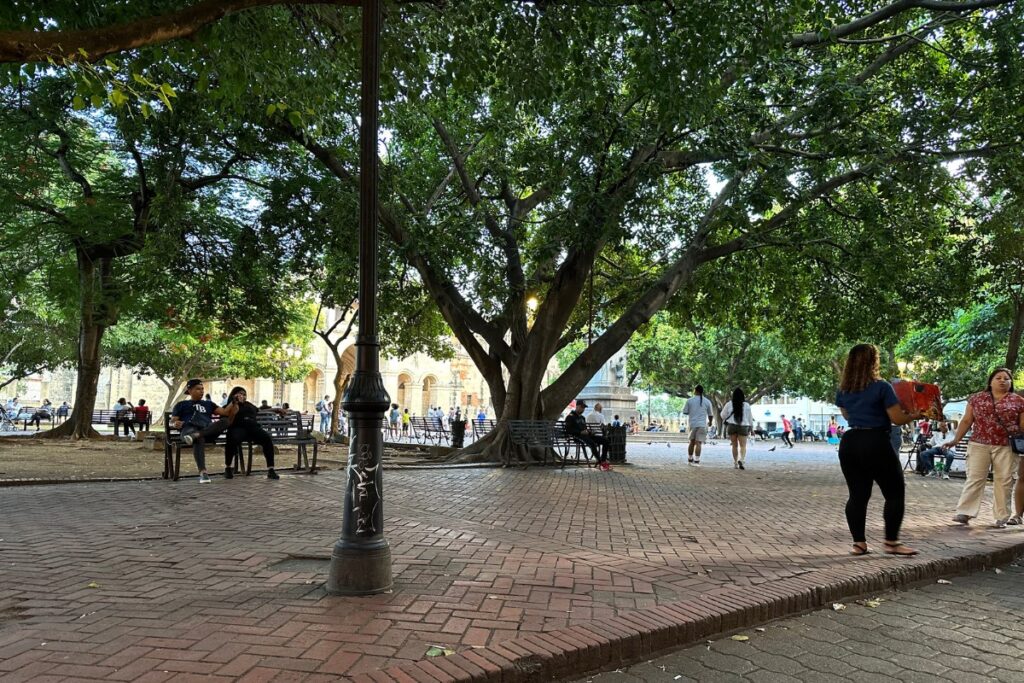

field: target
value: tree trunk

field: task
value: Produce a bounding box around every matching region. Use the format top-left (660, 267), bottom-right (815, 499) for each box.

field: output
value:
top-left (449, 354), bottom-right (556, 464)
top-left (330, 367), bottom-right (347, 436)
top-left (40, 253), bottom-right (108, 439)
top-left (1006, 296), bottom-right (1024, 372)
top-left (160, 372), bottom-right (190, 417)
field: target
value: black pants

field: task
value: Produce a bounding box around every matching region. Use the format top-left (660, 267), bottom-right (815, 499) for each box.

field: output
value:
top-left (781, 431), bottom-right (793, 447)
top-left (838, 429), bottom-right (905, 542)
top-left (576, 433), bottom-right (609, 463)
top-left (114, 416), bottom-right (135, 436)
top-left (225, 421), bottom-right (275, 470)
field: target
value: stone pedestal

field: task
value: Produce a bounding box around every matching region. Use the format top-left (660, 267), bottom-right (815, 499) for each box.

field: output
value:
top-left (577, 383), bottom-right (638, 422)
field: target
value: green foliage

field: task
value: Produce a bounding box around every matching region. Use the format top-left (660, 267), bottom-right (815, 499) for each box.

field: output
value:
top-left (628, 314), bottom-right (839, 405)
top-left (898, 302), bottom-right (1014, 400)
top-left (104, 301), bottom-right (315, 388)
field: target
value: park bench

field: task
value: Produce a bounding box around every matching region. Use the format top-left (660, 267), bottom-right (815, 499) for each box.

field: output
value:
top-left (17, 406), bottom-right (55, 430)
top-left (472, 418), bottom-right (498, 440)
top-left (162, 411), bottom-right (318, 481)
top-left (90, 408), bottom-right (153, 432)
top-left (409, 416), bottom-right (449, 446)
top-left (505, 420), bottom-right (589, 468)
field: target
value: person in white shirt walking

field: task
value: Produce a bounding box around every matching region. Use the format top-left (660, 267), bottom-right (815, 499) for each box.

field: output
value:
top-left (683, 385), bottom-right (711, 465)
top-left (720, 387), bottom-right (753, 470)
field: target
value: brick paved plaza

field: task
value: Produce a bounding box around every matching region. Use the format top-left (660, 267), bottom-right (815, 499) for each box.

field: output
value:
top-left (1, 442), bottom-right (1022, 681)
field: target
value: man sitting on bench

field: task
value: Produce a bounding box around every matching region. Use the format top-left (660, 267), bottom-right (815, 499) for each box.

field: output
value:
top-left (565, 399), bottom-right (611, 471)
top-left (171, 379), bottom-right (231, 484)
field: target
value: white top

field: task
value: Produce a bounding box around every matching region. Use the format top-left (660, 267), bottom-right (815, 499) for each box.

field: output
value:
top-left (586, 409), bottom-right (607, 426)
top-left (112, 403), bottom-right (131, 414)
top-left (720, 401), bottom-right (753, 426)
top-left (683, 395), bottom-right (711, 429)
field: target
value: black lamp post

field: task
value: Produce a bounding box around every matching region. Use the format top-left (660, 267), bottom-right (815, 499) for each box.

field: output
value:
top-left (326, 0), bottom-right (392, 595)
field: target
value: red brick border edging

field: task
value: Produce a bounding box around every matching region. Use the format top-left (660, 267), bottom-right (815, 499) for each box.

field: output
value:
top-left (360, 542), bottom-right (1024, 682)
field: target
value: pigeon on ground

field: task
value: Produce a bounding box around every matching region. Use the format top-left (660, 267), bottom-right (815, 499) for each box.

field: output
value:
top-left (768, 446), bottom-right (776, 452)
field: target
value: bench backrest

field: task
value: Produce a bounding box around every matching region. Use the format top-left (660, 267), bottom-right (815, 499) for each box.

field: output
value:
top-left (473, 418), bottom-right (498, 436)
top-left (96, 408), bottom-right (152, 424)
top-left (410, 416), bottom-right (448, 433)
top-left (507, 420), bottom-right (572, 445)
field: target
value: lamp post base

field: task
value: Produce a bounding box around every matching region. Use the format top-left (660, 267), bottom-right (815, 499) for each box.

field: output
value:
top-left (326, 540), bottom-right (392, 595)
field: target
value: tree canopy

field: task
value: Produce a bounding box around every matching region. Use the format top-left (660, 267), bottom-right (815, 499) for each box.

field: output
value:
top-left (1, 0), bottom-right (1022, 456)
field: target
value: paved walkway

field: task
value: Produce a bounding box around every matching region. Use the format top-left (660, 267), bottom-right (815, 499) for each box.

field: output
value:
top-left (0, 442), bottom-right (1020, 681)
top-left (575, 562), bottom-right (1024, 682)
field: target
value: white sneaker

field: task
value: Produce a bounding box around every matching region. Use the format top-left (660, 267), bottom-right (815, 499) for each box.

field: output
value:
top-left (182, 434), bottom-right (193, 446)
top-left (198, 472), bottom-right (211, 483)
top-left (942, 473), bottom-right (950, 480)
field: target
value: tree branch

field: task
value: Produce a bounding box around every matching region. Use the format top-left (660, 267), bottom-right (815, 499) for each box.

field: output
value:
top-left (0, 0), bottom-right (362, 64)
top-left (787, 0), bottom-right (1010, 48)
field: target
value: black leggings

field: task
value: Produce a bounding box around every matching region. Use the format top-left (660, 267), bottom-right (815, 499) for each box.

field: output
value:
top-left (781, 431), bottom-right (793, 447)
top-left (225, 421), bottom-right (275, 469)
top-left (838, 429), bottom-right (905, 543)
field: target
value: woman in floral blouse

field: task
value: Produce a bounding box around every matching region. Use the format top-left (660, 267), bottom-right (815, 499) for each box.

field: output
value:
top-left (944, 368), bottom-right (1024, 528)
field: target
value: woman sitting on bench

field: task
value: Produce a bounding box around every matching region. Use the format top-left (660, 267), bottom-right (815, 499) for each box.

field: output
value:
top-left (223, 386), bottom-right (279, 480)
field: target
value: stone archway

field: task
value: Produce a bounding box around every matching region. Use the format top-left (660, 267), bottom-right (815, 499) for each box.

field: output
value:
top-left (396, 372), bottom-right (412, 410)
top-left (303, 369), bottom-right (325, 414)
top-left (421, 375), bottom-right (437, 414)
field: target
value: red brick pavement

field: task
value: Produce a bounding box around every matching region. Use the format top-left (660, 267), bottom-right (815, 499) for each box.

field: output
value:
top-left (1, 446), bottom-right (1021, 681)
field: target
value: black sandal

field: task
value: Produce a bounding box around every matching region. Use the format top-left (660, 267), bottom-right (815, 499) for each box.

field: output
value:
top-left (849, 543), bottom-right (869, 556)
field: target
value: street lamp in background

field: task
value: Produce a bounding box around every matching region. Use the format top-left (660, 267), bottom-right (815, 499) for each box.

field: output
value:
top-left (327, 0), bottom-right (392, 596)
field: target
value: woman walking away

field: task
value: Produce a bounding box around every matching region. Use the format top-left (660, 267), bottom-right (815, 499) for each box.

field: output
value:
top-left (945, 368), bottom-right (1024, 528)
top-left (223, 386), bottom-right (279, 480)
top-left (721, 387), bottom-right (752, 469)
top-left (835, 344), bottom-right (922, 557)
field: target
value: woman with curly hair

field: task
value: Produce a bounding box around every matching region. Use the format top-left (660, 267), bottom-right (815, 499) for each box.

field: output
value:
top-left (835, 344), bottom-right (922, 557)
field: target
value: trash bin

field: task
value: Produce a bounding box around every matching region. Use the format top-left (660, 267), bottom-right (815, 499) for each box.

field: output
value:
top-left (451, 418), bottom-right (467, 448)
top-left (607, 425), bottom-right (627, 463)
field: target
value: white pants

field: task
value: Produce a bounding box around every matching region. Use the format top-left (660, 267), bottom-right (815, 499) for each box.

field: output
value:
top-left (955, 443), bottom-right (1017, 521)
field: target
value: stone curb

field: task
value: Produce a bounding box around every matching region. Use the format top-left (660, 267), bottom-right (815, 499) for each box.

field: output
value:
top-left (361, 542), bottom-right (1024, 683)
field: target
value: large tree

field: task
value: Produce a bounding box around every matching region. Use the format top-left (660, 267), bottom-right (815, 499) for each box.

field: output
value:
top-left (0, 72), bottom-right (276, 437)
top-left (3, 0), bottom-right (1022, 458)
top-left (289, 0), bottom-right (1018, 461)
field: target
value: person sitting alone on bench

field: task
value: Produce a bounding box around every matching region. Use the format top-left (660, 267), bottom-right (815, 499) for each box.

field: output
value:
top-left (26, 399), bottom-right (53, 430)
top-left (566, 399), bottom-right (611, 471)
top-left (222, 386), bottom-right (279, 480)
top-left (171, 379), bottom-right (231, 483)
